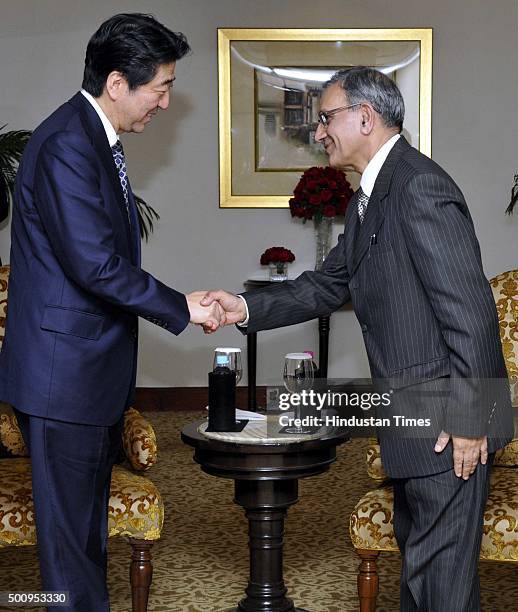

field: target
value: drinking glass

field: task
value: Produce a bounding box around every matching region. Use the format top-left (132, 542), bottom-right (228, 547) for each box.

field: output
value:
top-left (213, 348), bottom-right (243, 384)
top-left (283, 353), bottom-right (314, 434)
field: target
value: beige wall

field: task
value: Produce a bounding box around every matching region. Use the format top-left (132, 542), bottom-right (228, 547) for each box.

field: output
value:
top-left (0, 0), bottom-right (516, 388)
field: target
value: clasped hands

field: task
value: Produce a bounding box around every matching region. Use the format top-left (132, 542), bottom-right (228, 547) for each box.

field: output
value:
top-left (186, 290), bottom-right (244, 333)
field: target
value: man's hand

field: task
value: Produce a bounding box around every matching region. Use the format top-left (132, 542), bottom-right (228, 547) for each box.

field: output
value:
top-left (200, 290), bottom-right (247, 326)
top-left (434, 431), bottom-right (488, 479)
top-left (186, 291), bottom-right (226, 333)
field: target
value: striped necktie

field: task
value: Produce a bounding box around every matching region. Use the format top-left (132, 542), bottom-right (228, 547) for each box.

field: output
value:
top-left (357, 187), bottom-right (370, 224)
top-left (111, 140), bottom-right (130, 223)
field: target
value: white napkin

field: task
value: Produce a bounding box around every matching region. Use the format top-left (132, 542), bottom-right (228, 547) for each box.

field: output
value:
top-left (204, 407), bottom-right (266, 421)
top-left (236, 408), bottom-right (266, 421)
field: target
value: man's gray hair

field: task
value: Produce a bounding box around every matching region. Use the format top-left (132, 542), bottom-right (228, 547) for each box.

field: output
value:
top-left (324, 66), bottom-right (405, 131)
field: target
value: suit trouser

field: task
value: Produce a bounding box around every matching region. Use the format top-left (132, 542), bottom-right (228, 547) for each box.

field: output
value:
top-left (393, 458), bottom-right (493, 612)
top-left (14, 408), bottom-right (123, 612)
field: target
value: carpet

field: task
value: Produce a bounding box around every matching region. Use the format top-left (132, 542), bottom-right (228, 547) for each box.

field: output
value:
top-left (0, 410), bottom-right (516, 611)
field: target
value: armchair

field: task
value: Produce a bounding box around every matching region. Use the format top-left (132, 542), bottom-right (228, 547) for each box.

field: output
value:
top-left (0, 265), bottom-right (164, 612)
top-left (349, 269), bottom-right (518, 611)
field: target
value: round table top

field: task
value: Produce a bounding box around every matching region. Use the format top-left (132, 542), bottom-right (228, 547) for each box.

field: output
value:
top-left (181, 418), bottom-right (350, 455)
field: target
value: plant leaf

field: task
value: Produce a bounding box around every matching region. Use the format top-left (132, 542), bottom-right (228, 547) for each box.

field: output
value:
top-left (0, 175), bottom-right (9, 223)
top-left (134, 195), bottom-right (160, 241)
top-left (0, 126), bottom-right (32, 219)
top-left (506, 174), bottom-right (518, 215)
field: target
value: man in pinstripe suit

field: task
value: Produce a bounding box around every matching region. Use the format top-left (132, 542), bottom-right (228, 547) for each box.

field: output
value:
top-left (202, 67), bottom-right (513, 610)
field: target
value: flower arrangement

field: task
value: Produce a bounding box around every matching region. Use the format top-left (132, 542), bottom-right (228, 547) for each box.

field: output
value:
top-left (289, 166), bottom-right (354, 222)
top-left (260, 246), bottom-right (295, 281)
top-left (260, 246), bottom-right (295, 266)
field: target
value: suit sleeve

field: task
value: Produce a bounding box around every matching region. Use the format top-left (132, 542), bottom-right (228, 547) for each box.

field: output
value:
top-left (401, 171), bottom-right (505, 436)
top-left (241, 231), bottom-right (351, 333)
top-left (33, 130), bottom-right (190, 335)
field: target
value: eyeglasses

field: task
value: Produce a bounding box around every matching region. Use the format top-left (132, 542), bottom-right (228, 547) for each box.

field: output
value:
top-left (317, 103), bottom-right (361, 128)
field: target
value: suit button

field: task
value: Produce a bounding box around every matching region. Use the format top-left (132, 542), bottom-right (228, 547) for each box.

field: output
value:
top-left (361, 323), bottom-right (368, 332)
top-left (131, 328), bottom-right (137, 339)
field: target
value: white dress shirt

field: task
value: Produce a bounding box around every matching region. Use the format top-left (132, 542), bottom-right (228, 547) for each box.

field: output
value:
top-left (80, 89), bottom-right (118, 146)
top-left (360, 133), bottom-right (400, 197)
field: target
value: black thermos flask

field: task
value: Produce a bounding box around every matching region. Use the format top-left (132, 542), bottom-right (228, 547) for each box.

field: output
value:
top-left (207, 357), bottom-right (236, 431)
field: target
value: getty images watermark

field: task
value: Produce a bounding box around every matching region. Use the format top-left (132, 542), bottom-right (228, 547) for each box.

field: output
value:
top-left (266, 378), bottom-right (516, 438)
top-left (276, 388), bottom-right (432, 429)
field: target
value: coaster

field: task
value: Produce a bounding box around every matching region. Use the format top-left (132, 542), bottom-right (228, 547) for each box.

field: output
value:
top-left (278, 424), bottom-right (322, 435)
top-left (206, 419), bottom-right (248, 433)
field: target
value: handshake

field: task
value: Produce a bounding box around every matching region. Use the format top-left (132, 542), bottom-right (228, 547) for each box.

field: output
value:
top-left (186, 290), bottom-right (246, 333)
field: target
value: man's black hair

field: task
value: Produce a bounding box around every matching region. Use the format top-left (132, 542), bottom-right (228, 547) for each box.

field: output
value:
top-left (82, 13), bottom-right (190, 97)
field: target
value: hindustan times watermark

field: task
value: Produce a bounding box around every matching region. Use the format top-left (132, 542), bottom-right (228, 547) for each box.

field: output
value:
top-left (278, 412), bottom-right (431, 429)
top-left (277, 389), bottom-right (430, 430)
top-left (265, 378), bottom-right (517, 439)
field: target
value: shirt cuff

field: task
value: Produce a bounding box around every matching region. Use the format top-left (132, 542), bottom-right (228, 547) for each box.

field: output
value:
top-left (236, 295), bottom-right (249, 327)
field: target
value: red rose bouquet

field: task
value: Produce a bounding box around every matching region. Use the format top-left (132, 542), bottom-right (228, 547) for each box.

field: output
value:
top-left (289, 166), bottom-right (354, 222)
top-left (260, 246), bottom-right (296, 265)
top-left (260, 247), bottom-right (295, 280)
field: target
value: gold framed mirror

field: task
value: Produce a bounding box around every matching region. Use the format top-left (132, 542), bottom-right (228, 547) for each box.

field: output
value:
top-left (218, 28), bottom-right (432, 208)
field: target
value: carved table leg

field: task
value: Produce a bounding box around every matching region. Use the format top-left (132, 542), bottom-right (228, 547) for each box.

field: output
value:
top-left (229, 479), bottom-right (308, 612)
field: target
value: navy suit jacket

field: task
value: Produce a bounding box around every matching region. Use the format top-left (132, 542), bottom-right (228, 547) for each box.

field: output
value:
top-left (242, 137), bottom-right (513, 477)
top-left (0, 92), bottom-right (190, 425)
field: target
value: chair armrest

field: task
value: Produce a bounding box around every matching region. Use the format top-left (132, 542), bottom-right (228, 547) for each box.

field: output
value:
top-left (366, 438), bottom-right (388, 482)
top-left (0, 409), bottom-right (29, 457)
top-left (494, 438), bottom-right (518, 467)
top-left (366, 432), bottom-right (518, 473)
top-left (122, 407), bottom-right (158, 472)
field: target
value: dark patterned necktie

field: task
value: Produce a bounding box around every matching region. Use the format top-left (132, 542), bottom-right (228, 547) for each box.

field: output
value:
top-left (357, 187), bottom-right (370, 224)
top-left (111, 141), bottom-right (130, 224)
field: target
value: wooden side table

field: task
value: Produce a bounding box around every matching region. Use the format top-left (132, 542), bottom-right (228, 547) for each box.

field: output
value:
top-left (181, 419), bottom-right (349, 612)
top-left (243, 279), bottom-right (331, 411)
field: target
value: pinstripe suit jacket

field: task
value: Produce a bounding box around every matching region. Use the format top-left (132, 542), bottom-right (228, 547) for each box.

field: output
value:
top-left (242, 137), bottom-right (513, 477)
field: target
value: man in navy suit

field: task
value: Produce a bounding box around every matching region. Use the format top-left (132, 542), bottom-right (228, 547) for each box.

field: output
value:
top-left (202, 68), bottom-right (513, 610)
top-left (0, 13), bottom-right (222, 611)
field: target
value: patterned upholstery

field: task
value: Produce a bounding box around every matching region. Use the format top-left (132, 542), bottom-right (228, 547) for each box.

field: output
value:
top-left (0, 266), bottom-right (8, 346)
top-left (350, 468), bottom-right (518, 561)
top-left (0, 459), bottom-right (33, 547)
top-left (350, 485), bottom-right (398, 552)
top-left (0, 412), bottom-right (28, 457)
top-left (494, 439), bottom-right (518, 466)
top-left (123, 407), bottom-right (158, 471)
top-left (0, 407), bottom-right (163, 545)
top-left (1, 406), bottom-right (158, 468)
top-left (350, 270), bottom-right (518, 587)
top-left (365, 437), bottom-right (387, 482)
top-left (0, 460), bottom-right (163, 548)
top-left (482, 468), bottom-right (518, 561)
top-left (490, 270), bottom-right (518, 407)
top-left (0, 264), bottom-right (163, 553)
